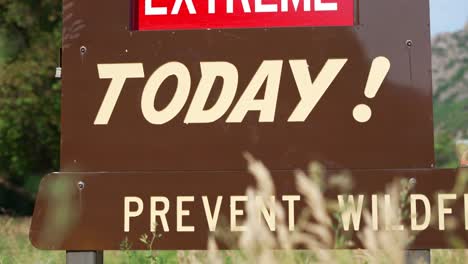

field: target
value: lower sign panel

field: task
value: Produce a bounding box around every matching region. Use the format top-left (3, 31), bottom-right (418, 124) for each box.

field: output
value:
top-left (30, 169), bottom-right (468, 250)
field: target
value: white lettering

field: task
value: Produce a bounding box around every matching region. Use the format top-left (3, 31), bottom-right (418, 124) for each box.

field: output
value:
top-left (185, 62), bottom-right (238, 123)
top-left (438, 194), bottom-right (456, 230)
top-left (151, 197), bottom-right (170, 232)
top-left (227, 0), bottom-right (252, 13)
top-left (371, 194), bottom-right (378, 230)
top-left (383, 194), bottom-right (404, 231)
top-left (338, 195), bottom-right (364, 231)
top-left (171, 0), bottom-right (197, 14)
top-left (145, 0), bottom-right (168, 15)
top-left (281, 0), bottom-right (310, 12)
top-left (177, 196), bottom-right (195, 232)
top-left (410, 194), bottom-right (431, 231)
top-left (230, 196), bottom-right (248, 232)
top-left (314, 0), bottom-right (337, 11)
top-left (282, 195), bottom-right (300, 231)
top-left (227, 60), bottom-right (283, 123)
top-left (202, 196), bottom-right (223, 231)
top-left (95, 63), bottom-right (145, 125)
top-left (124, 197), bottom-right (144, 232)
top-left (255, 0), bottom-right (278, 13)
top-left (288, 59), bottom-right (347, 122)
top-left (141, 62), bottom-right (191, 124)
top-left (256, 196), bottom-right (276, 231)
top-left (208, 0), bottom-right (216, 13)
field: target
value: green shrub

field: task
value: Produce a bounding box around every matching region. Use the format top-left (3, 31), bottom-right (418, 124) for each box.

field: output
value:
top-left (0, 0), bottom-right (62, 215)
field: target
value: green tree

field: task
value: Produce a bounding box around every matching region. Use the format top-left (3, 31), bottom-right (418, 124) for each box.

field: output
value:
top-left (0, 0), bottom-right (61, 215)
top-left (434, 128), bottom-right (459, 168)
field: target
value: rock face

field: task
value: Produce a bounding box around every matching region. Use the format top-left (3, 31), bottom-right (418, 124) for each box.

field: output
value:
top-left (432, 23), bottom-right (468, 140)
top-left (432, 23), bottom-right (468, 103)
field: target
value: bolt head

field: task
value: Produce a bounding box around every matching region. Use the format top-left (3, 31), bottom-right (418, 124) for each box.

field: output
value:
top-left (406, 40), bottom-right (413, 47)
top-left (77, 181), bottom-right (85, 190)
top-left (80, 46), bottom-right (87, 54)
top-left (409, 178), bottom-right (417, 187)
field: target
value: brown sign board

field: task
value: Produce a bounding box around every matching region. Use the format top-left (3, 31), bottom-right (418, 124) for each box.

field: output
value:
top-left (60, 0), bottom-right (434, 171)
top-left (30, 169), bottom-right (468, 250)
top-left (30, 0), bottom-right (468, 251)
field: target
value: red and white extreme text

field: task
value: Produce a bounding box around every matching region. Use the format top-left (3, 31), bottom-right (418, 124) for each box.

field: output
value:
top-left (135, 0), bottom-right (354, 30)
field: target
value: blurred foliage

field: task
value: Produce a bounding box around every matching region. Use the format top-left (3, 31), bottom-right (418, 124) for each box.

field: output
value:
top-left (434, 129), bottom-right (459, 168)
top-left (434, 98), bottom-right (468, 168)
top-left (432, 25), bottom-right (468, 167)
top-left (0, 0), bottom-right (61, 215)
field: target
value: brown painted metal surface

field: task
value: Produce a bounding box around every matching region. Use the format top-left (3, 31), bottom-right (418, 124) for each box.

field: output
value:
top-left (30, 169), bottom-right (468, 250)
top-left (30, 0), bottom-right (456, 251)
top-left (60, 0), bottom-right (434, 171)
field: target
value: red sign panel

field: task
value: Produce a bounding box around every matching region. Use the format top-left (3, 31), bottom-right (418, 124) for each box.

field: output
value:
top-left (135, 0), bottom-right (354, 30)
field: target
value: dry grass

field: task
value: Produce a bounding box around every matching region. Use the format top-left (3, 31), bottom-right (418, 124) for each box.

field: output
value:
top-left (0, 216), bottom-right (466, 263)
top-left (183, 155), bottom-right (467, 264)
top-left (0, 217), bottom-right (177, 264)
top-left (0, 157), bottom-right (467, 263)
top-left (0, 217), bottom-right (64, 263)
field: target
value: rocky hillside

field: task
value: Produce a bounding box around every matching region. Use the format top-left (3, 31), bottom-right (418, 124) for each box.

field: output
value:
top-left (432, 23), bottom-right (468, 103)
top-left (432, 23), bottom-right (468, 166)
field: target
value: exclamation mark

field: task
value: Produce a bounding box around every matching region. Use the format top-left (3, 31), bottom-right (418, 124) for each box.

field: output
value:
top-left (353, 56), bottom-right (391, 123)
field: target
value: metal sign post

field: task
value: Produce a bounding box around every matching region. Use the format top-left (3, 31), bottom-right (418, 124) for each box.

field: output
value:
top-left (66, 251), bottom-right (103, 264)
top-left (406, 250), bottom-right (431, 264)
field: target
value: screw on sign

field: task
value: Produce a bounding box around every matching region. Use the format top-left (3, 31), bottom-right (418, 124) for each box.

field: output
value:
top-left (29, 0), bottom-right (468, 263)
